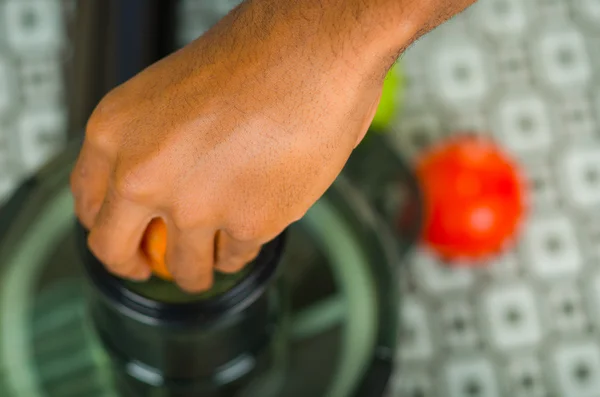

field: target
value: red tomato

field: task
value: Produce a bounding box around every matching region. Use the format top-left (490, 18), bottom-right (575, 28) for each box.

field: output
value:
top-left (415, 136), bottom-right (526, 262)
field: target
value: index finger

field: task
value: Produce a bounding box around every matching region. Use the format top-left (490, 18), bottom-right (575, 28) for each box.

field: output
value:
top-left (87, 189), bottom-right (153, 280)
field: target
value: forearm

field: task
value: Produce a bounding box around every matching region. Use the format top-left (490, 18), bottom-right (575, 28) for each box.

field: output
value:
top-left (216, 0), bottom-right (476, 81)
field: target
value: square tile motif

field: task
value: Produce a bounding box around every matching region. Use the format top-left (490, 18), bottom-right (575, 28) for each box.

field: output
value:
top-left (559, 145), bottom-right (600, 208)
top-left (444, 357), bottom-right (500, 397)
top-left (553, 341), bottom-right (600, 397)
top-left (493, 92), bottom-right (554, 155)
top-left (3, 0), bottom-right (65, 54)
top-left (471, 0), bottom-right (528, 37)
top-left (17, 107), bottom-right (66, 174)
top-left (430, 42), bottom-right (491, 104)
top-left (504, 356), bottom-right (547, 397)
top-left (522, 214), bottom-right (583, 279)
top-left (534, 27), bottom-right (592, 89)
top-left (481, 283), bottom-right (542, 351)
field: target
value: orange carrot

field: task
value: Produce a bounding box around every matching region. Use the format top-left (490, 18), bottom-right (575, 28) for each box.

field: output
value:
top-left (141, 218), bottom-right (173, 280)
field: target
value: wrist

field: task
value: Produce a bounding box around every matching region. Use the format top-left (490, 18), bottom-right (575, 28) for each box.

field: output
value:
top-left (314, 0), bottom-right (420, 77)
top-left (226, 0), bottom-right (418, 84)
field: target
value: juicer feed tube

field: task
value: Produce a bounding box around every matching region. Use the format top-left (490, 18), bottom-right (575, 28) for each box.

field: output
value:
top-left (78, 223), bottom-right (287, 396)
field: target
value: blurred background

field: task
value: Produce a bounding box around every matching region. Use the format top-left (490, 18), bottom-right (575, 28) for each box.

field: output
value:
top-left (0, 0), bottom-right (599, 396)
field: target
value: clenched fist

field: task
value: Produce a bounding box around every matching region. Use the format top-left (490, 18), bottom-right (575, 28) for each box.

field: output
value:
top-left (71, 0), bottom-right (476, 292)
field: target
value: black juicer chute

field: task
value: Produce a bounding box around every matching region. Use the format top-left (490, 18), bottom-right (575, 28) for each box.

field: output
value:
top-left (78, 223), bottom-right (288, 397)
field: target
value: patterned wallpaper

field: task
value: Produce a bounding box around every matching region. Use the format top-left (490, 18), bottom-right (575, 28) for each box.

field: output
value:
top-left (0, 0), bottom-right (71, 203)
top-left (386, 1), bottom-right (600, 396)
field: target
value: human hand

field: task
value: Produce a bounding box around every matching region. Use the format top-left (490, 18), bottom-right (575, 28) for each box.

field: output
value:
top-left (71, 0), bottom-right (476, 293)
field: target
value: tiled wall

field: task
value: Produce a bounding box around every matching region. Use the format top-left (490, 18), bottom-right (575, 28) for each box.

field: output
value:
top-left (0, 0), bottom-right (71, 203)
top-left (386, 1), bottom-right (600, 396)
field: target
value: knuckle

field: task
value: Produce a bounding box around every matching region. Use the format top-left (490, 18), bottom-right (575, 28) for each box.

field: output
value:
top-left (85, 92), bottom-right (123, 153)
top-left (170, 205), bottom-right (196, 230)
top-left (85, 115), bottom-right (114, 154)
top-left (112, 165), bottom-right (154, 202)
top-left (170, 198), bottom-right (215, 230)
top-left (227, 208), bottom-right (291, 242)
top-left (228, 220), bottom-right (266, 242)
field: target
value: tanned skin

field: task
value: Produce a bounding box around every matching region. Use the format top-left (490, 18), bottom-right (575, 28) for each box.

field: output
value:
top-left (71, 0), bottom-right (478, 292)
